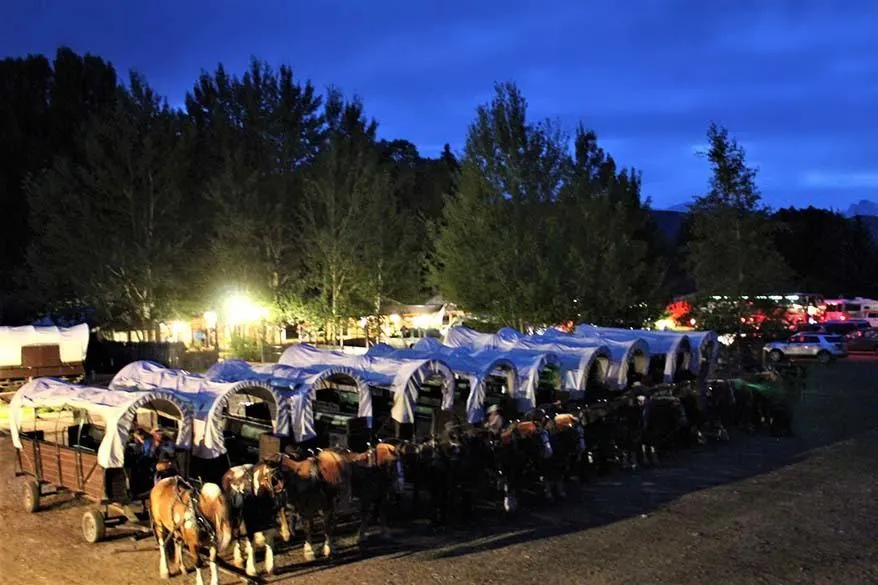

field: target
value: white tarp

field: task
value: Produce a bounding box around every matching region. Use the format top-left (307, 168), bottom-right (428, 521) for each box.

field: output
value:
top-left (540, 328), bottom-right (651, 390)
top-left (494, 328), bottom-right (612, 399)
top-left (278, 344), bottom-right (455, 424)
top-left (109, 361), bottom-right (288, 459)
top-left (443, 326), bottom-right (565, 410)
top-left (445, 326), bottom-right (611, 401)
top-left (10, 377), bottom-right (193, 469)
top-left (371, 339), bottom-right (518, 423)
top-left (650, 330), bottom-right (719, 375)
top-left (0, 323), bottom-right (89, 367)
top-left (575, 325), bottom-right (693, 382)
top-left (206, 359), bottom-right (372, 441)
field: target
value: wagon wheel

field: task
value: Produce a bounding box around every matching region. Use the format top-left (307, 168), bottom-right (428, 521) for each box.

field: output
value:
top-left (22, 478), bottom-right (40, 513)
top-left (82, 509), bottom-right (106, 544)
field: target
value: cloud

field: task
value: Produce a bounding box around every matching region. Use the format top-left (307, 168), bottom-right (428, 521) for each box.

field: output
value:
top-left (800, 172), bottom-right (878, 190)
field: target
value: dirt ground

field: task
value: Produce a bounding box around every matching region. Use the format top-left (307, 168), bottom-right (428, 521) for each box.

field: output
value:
top-left (2, 356), bottom-right (878, 585)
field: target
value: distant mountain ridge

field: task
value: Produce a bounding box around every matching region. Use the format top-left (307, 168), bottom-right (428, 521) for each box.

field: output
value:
top-left (661, 199), bottom-right (878, 218)
top-left (651, 199), bottom-right (878, 243)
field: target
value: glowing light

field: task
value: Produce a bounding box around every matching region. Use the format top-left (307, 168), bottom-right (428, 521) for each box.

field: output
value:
top-left (689, 318), bottom-right (697, 326)
top-left (654, 318), bottom-right (675, 331)
top-left (389, 313), bottom-right (401, 325)
top-left (223, 294), bottom-right (269, 326)
top-left (170, 321), bottom-right (188, 336)
top-left (203, 311), bottom-right (217, 328)
top-left (411, 313), bottom-right (435, 330)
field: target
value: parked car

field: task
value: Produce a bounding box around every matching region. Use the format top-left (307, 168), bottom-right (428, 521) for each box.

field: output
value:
top-left (764, 333), bottom-right (848, 363)
top-left (844, 328), bottom-right (878, 352)
top-left (821, 319), bottom-right (872, 339)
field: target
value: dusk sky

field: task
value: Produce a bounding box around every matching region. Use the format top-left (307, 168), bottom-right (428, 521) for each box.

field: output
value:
top-left (3, 0), bottom-right (876, 211)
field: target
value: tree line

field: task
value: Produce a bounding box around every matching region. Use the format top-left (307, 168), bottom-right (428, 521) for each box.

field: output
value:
top-left (2, 48), bottom-right (877, 335)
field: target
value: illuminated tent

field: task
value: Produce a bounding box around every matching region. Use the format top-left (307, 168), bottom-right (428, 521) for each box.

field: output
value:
top-left (277, 344), bottom-right (455, 424)
top-left (109, 360), bottom-right (286, 459)
top-left (369, 340), bottom-right (518, 423)
top-left (205, 358), bottom-right (371, 440)
top-left (10, 377), bottom-right (193, 469)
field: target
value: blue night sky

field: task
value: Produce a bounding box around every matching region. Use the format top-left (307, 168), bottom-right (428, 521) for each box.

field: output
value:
top-left (3, 0), bottom-right (877, 211)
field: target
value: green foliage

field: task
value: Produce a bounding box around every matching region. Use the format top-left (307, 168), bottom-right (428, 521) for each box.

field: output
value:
top-left (433, 83), bottom-right (664, 327)
top-left (687, 123), bottom-right (790, 296)
top-left (26, 73), bottom-right (194, 330)
top-left (228, 333), bottom-right (263, 361)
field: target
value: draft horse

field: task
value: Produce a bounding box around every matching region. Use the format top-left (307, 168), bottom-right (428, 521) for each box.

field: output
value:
top-left (221, 462), bottom-right (289, 577)
top-left (149, 477), bottom-right (232, 585)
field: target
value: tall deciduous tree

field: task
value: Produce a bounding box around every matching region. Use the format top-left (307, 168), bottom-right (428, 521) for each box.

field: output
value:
top-left (187, 60), bottom-right (323, 318)
top-left (435, 82), bottom-right (568, 326)
top-left (298, 91), bottom-right (386, 343)
top-left (26, 74), bottom-right (193, 334)
top-left (687, 123), bottom-right (789, 296)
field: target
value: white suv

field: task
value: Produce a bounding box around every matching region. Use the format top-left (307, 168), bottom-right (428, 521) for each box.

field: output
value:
top-left (764, 333), bottom-right (848, 364)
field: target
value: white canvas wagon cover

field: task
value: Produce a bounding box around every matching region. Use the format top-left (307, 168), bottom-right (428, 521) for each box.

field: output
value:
top-left (575, 325), bottom-right (693, 382)
top-left (10, 377), bottom-right (194, 469)
top-left (278, 343), bottom-right (455, 424)
top-left (0, 323), bottom-right (89, 367)
top-left (109, 360), bottom-right (288, 459)
top-left (370, 340), bottom-right (518, 423)
top-left (445, 326), bottom-right (609, 401)
top-left (206, 359), bottom-right (372, 441)
top-left (540, 329), bottom-right (651, 390)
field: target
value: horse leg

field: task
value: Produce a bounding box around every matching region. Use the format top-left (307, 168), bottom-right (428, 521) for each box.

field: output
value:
top-left (244, 538), bottom-right (258, 577)
top-left (278, 506), bottom-right (292, 542)
top-left (232, 538), bottom-right (244, 569)
top-left (323, 502), bottom-right (336, 558)
top-left (357, 497), bottom-right (370, 545)
top-left (156, 526), bottom-right (171, 579)
top-left (208, 545), bottom-right (219, 585)
top-left (302, 515), bottom-right (315, 562)
top-left (379, 497), bottom-right (392, 542)
top-left (188, 540), bottom-right (204, 585)
top-left (263, 532), bottom-right (275, 576)
top-left (174, 535), bottom-right (187, 576)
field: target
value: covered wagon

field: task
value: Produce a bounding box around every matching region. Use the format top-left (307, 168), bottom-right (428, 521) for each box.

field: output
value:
top-left (278, 343), bottom-right (456, 441)
top-left (9, 377), bottom-right (193, 542)
top-left (0, 323), bottom-right (89, 390)
top-left (109, 360), bottom-right (287, 480)
top-left (206, 358), bottom-right (373, 452)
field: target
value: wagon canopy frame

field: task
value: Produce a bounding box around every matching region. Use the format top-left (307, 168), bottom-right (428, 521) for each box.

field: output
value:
top-left (371, 339), bottom-right (520, 423)
top-left (541, 329), bottom-right (651, 390)
top-left (278, 343), bottom-right (457, 424)
top-left (206, 358), bottom-right (372, 441)
top-left (576, 325), bottom-right (694, 383)
top-left (9, 377), bottom-right (194, 469)
top-left (109, 360), bottom-right (287, 459)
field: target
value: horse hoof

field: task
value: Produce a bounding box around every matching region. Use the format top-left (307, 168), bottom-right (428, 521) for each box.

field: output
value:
top-left (323, 544), bottom-right (333, 558)
top-left (232, 559), bottom-right (243, 569)
top-left (159, 571), bottom-right (169, 580)
top-left (303, 546), bottom-right (315, 562)
top-left (246, 569), bottom-right (258, 578)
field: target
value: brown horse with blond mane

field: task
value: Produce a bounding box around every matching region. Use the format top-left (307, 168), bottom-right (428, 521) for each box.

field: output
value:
top-left (149, 477), bottom-right (232, 585)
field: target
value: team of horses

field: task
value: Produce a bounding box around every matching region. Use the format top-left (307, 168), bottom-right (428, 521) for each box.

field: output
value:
top-left (147, 377), bottom-right (778, 583)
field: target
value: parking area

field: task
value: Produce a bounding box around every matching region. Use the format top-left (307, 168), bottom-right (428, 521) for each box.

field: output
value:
top-left (2, 358), bottom-right (877, 585)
